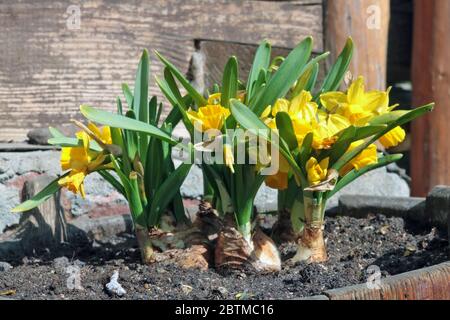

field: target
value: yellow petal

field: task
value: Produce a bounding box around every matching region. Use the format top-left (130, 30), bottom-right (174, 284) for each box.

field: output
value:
top-left (58, 170), bottom-right (87, 198)
top-left (207, 93), bottom-right (222, 105)
top-left (379, 126), bottom-right (406, 148)
top-left (347, 76), bottom-right (365, 104)
top-left (339, 141), bottom-right (378, 176)
top-left (306, 157), bottom-right (328, 186)
top-left (265, 171), bottom-right (288, 190)
top-left (320, 92), bottom-right (347, 113)
top-left (187, 105), bottom-right (230, 132)
top-left (271, 98), bottom-right (290, 116)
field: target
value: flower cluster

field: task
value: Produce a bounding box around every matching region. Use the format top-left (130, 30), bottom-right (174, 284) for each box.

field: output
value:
top-left (261, 77), bottom-right (405, 189)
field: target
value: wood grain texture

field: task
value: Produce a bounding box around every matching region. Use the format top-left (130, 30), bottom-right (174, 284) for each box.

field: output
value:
top-left (411, 0), bottom-right (450, 196)
top-left (324, 261), bottom-right (450, 300)
top-left (200, 40), bottom-right (325, 94)
top-left (0, 0), bottom-right (323, 141)
top-left (324, 0), bottom-right (390, 90)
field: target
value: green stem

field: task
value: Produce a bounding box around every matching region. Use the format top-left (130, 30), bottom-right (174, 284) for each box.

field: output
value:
top-left (303, 195), bottom-right (325, 226)
top-left (291, 196), bottom-right (305, 233)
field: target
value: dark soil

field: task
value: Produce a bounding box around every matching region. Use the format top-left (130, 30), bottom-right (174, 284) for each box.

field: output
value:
top-left (0, 214), bottom-right (448, 300)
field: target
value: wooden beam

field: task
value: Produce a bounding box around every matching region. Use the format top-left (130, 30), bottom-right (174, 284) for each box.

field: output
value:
top-left (411, 0), bottom-right (450, 196)
top-left (324, 0), bottom-right (390, 90)
top-left (0, 0), bottom-right (323, 141)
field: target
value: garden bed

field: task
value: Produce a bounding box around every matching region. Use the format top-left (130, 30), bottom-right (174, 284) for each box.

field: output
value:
top-left (0, 213), bottom-right (448, 300)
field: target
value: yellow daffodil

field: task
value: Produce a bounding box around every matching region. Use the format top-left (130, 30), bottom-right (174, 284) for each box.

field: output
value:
top-left (265, 154), bottom-right (290, 190)
top-left (320, 76), bottom-right (390, 126)
top-left (187, 105), bottom-right (231, 132)
top-left (223, 144), bottom-right (235, 173)
top-left (306, 157), bottom-right (329, 186)
top-left (207, 93), bottom-right (222, 105)
top-left (311, 112), bottom-right (351, 150)
top-left (59, 130), bottom-right (109, 198)
top-left (288, 91), bottom-right (318, 122)
top-left (266, 91), bottom-right (318, 122)
top-left (87, 122), bottom-right (112, 144)
top-left (58, 170), bottom-right (88, 198)
top-left (379, 126), bottom-right (405, 148)
top-left (340, 141), bottom-right (378, 176)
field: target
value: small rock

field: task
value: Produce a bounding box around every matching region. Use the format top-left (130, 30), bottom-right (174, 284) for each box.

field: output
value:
top-left (216, 286), bottom-right (228, 296)
top-left (181, 284), bottom-right (193, 295)
top-left (105, 270), bottom-right (126, 297)
top-left (379, 225), bottom-right (389, 235)
top-left (144, 283), bottom-right (150, 290)
top-left (0, 262), bottom-right (12, 272)
top-left (53, 256), bottom-right (70, 269)
top-left (27, 128), bottom-right (51, 145)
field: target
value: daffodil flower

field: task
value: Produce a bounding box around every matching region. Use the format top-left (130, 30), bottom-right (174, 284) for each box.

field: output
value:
top-left (339, 140), bottom-right (378, 176)
top-left (306, 157), bottom-right (329, 186)
top-left (265, 154), bottom-right (290, 190)
top-left (187, 105), bottom-right (231, 132)
top-left (59, 126), bottom-right (111, 198)
top-left (379, 126), bottom-right (405, 148)
top-left (320, 76), bottom-right (391, 126)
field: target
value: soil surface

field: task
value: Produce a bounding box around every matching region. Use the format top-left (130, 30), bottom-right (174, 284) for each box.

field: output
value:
top-left (0, 214), bottom-right (448, 300)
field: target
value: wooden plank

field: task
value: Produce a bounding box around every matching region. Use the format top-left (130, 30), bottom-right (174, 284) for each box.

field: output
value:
top-left (0, 0), bottom-right (323, 141)
top-left (324, 0), bottom-right (390, 90)
top-left (324, 261), bottom-right (450, 300)
top-left (411, 0), bottom-right (450, 196)
top-left (200, 40), bottom-right (325, 93)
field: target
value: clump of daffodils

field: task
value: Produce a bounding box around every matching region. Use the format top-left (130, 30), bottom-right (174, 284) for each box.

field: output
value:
top-left (13, 37), bottom-right (433, 273)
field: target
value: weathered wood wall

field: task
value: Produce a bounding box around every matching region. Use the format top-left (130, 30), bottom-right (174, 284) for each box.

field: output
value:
top-left (0, 0), bottom-right (323, 141)
top-left (411, 0), bottom-right (450, 196)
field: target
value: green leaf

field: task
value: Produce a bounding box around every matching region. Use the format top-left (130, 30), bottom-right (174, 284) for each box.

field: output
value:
top-left (292, 62), bottom-right (319, 97)
top-left (246, 40), bottom-right (271, 104)
top-left (316, 37), bottom-right (353, 98)
top-left (354, 125), bottom-right (388, 140)
top-left (275, 112), bottom-right (298, 150)
top-left (134, 49), bottom-right (149, 123)
top-left (230, 99), bottom-right (304, 182)
top-left (122, 83), bottom-right (134, 109)
top-left (250, 37), bottom-right (313, 115)
top-left (124, 110), bottom-right (138, 159)
top-left (48, 127), bottom-right (64, 138)
top-left (369, 110), bottom-right (409, 125)
top-left (299, 132), bottom-right (313, 169)
top-left (148, 163), bottom-right (193, 226)
top-left (134, 50), bottom-right (150, 164)
top-left (144, 138), bottom-right (165, 199)
top-left (155, 51), bottom-right (207, 107)
top-left (11, 174), bottom-right (67, 212)
top-left (156, 102), bottom-right (164, 125)
top-left (332, 103), bottom-right (434, 171)
top-left (221, 56), bottom-right (239, 108)
top-left (328, 125), bottom-right (356, 164)
top-left (159, 68), bottom-right (194, 136)
top-left (149, 96), bottom-right (158, 125)
top-left (80, 105), bottom-right (179, 146)
top-left (116, 97), bottom-right (123, 116)
top-left (328, 154), bottom-right (403, 198)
